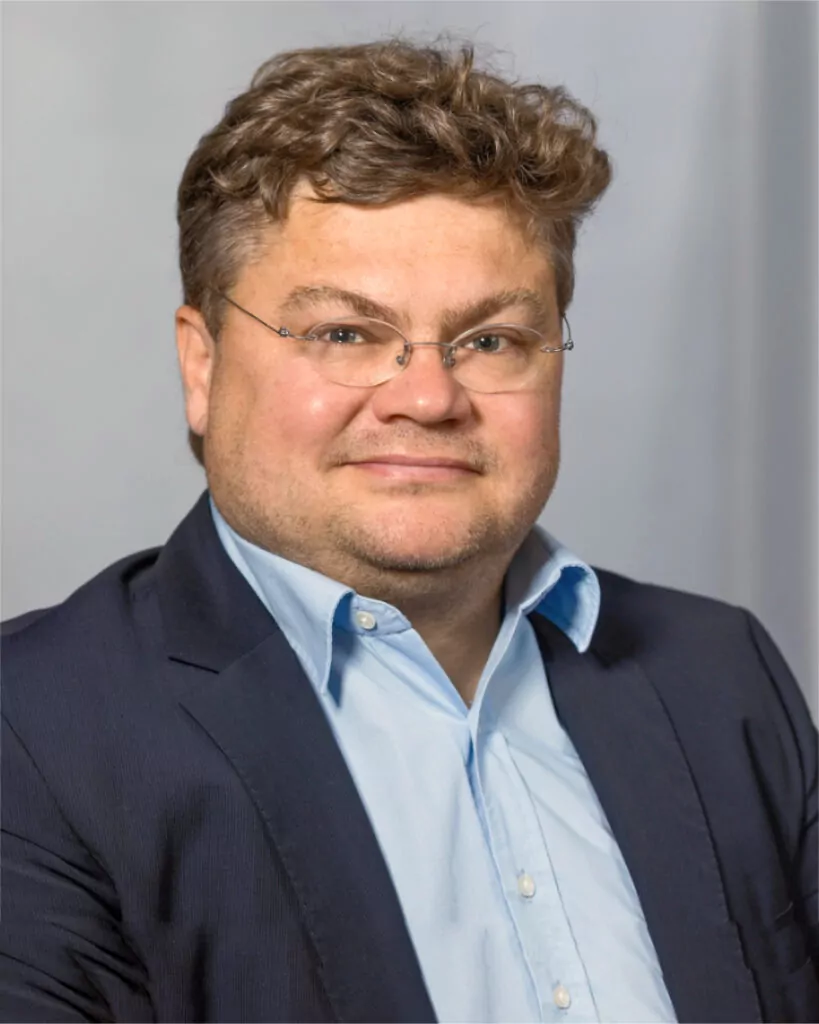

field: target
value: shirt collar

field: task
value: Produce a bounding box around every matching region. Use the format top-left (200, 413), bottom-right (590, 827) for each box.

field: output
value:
top-left (210, 498), bottom-right (600, 693)
top-left (506, 523), bottom-right (600, 653)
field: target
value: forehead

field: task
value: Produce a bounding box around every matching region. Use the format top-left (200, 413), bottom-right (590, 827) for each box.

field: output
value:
top-left (241, 192), bottom-right (556, 308)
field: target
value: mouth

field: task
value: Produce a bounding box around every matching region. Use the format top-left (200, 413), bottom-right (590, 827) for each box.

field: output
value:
top-left (346, 455), bottom-right (479, 482)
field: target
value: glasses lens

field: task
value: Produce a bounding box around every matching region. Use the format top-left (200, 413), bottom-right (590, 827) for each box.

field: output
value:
top-left (305, 319), bottom-right (405, 386)
top-left (450, 325), bottom-right (547, 393)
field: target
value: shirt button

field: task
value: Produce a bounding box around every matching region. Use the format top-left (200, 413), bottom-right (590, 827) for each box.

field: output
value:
top-left (553, 984), bottom-right (571, 1010)
top-left (517, 872), bottom-right (536, 898)
top-left (354, 610), bottom-right (377, 631)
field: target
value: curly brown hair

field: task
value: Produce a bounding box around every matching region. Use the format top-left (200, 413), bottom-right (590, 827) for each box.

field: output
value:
top-left (177, 38), bottom-right (612, 462)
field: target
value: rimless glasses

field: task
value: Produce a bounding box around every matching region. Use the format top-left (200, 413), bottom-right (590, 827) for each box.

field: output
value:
top-left (214, 290), bottom-right (573, 395)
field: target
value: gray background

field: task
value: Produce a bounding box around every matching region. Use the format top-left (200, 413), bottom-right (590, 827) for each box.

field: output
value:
top-left (3, 2), bottom-right (817, 713)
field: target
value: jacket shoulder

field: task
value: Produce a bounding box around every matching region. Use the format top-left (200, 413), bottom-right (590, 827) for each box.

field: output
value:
top-left (593, 565), bottom-right (750, 623)
top-left (591, 566), bottom-right (767, 660)
top-left (1, 547), bottom-right (163, 693)
top-left (591, 565), bottom-right (814, 778)
top-left (589, 565), bottom-right (813, 731)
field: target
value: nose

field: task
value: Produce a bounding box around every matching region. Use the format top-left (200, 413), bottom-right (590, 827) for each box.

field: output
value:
top-left (369, 341), bottom-right (472, 425)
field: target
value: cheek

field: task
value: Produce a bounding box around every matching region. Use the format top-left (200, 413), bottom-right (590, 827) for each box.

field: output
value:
top-left (274, 390), bottom-right (346, 452)
top-left (495, 390), bottom-right (560, 469)
top-left (216, 355), bottom-right (361, 467)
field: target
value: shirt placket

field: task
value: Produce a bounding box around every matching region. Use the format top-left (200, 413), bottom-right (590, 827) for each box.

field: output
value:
top-left (473, 720), bottom-right (600, 1024)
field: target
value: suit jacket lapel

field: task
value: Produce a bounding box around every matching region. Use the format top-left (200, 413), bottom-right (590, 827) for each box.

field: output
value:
top-left (530, 613), bottom-right (762, 1024)
top-left (157, 494), bottom-right (436, 1024)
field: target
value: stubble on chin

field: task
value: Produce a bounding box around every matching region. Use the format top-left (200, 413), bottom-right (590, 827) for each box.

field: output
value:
top-left (315, 470), bottom-right (556, 601)
top-left (327, 501), bottom-right (513, 574)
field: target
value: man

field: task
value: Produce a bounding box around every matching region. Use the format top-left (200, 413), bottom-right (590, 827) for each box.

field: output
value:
top-left (1, 38), bottom-right (816, 1024)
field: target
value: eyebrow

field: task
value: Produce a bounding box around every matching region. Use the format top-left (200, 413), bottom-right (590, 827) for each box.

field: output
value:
top-left (279, 284), bottom-right (554, 334)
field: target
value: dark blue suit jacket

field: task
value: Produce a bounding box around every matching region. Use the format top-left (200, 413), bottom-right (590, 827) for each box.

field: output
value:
top-left (1, 493), bottom-right (817, 1022)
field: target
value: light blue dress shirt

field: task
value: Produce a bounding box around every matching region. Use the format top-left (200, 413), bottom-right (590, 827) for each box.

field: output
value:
top-left (212, 501), bottom-right (677, 1024)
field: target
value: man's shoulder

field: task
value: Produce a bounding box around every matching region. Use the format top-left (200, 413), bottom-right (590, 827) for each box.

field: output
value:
top-left (589, 565), bottom-right (797, 703)
top-left (590, 565), bottom-right (811, 731)
top-left (1, 545), bottom-right (164, 673)
top-left (592, 565), bottom-right (755, 643)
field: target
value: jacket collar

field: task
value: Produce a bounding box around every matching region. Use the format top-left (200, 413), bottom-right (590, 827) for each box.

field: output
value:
top-left (155, 492), bottom-right (275, 673)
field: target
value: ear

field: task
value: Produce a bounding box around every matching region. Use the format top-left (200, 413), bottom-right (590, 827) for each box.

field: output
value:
top-left (175, 305), bottom-right (216, 439)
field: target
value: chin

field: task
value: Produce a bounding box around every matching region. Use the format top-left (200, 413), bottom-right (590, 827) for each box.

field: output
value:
top-left (350, 544), bottom-right (480, 574)
top-left (334, 515), bottom-right (505, 575)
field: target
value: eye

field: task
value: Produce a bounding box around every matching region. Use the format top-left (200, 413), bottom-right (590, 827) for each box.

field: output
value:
top-left (306, 320), bottom-right (399, 345)
top-left (461, 330), bottom-right (518, 354)
top-left (309, 324), bottom-right (368, 345)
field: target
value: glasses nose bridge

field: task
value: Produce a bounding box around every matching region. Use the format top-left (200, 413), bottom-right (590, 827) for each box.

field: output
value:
top-left (398, 339), bottom-right (458, 372)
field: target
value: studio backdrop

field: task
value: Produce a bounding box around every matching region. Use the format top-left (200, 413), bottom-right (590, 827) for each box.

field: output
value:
top-left (2, 1), bottom-right (817, 712)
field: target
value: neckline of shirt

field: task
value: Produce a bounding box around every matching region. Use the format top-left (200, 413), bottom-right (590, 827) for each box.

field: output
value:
top-left (209, 497), bottom-right (600, 698)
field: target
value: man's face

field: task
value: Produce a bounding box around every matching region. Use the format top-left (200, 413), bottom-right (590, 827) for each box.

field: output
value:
top-left (177, 191), bottom-right (565, 596)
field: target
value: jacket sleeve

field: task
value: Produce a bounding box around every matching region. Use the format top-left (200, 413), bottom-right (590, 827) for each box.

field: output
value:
top-left (0, 718), bottom-right (154, 1023)
top-left (746, 611), bottom-right (818, 967)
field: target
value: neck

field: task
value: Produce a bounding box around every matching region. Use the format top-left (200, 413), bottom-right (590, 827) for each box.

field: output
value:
top-left (416, 601), bottom-right (503, 706)
top-left (375, 566), bottom-right (508, 707)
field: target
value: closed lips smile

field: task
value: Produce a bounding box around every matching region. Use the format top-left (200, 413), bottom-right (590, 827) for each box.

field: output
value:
top-left (348, 456), bottom-right (478, 479)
